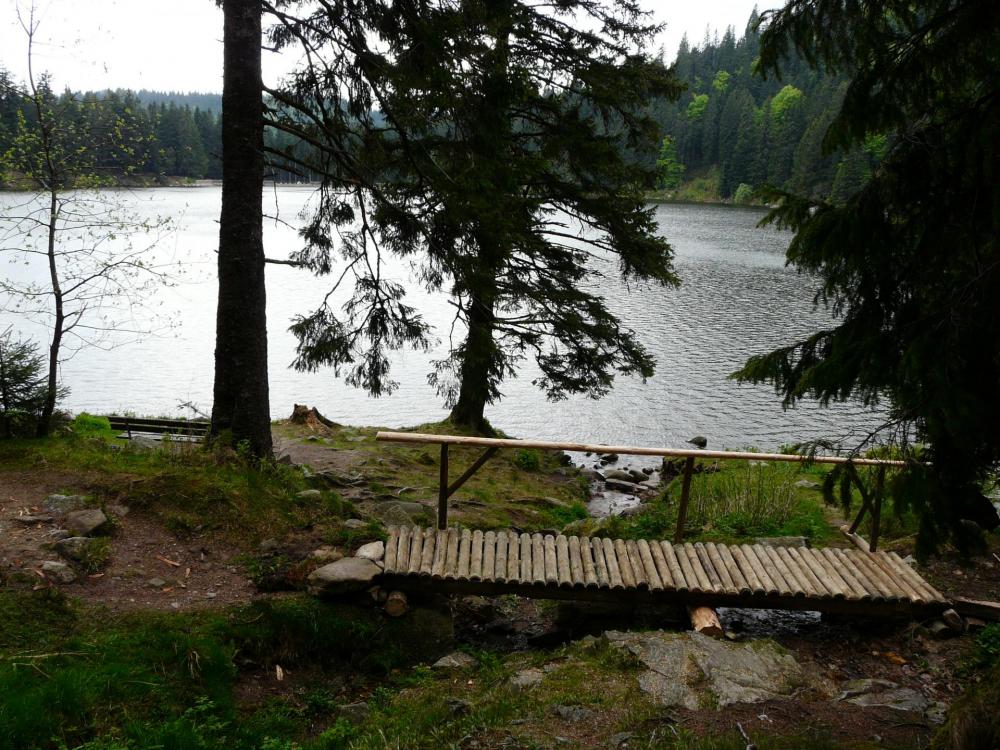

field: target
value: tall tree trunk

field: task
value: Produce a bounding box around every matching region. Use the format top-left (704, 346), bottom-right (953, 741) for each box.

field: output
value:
top-left (449, 282), bottom-right (498, 434)
top-left (211, 0), bottom-right (272, 458)
top-left (37, 188), bottom-right (62, 437)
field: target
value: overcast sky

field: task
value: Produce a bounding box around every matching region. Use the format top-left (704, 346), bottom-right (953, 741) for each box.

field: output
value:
top-left (0, 0), bottom-right (778, 93)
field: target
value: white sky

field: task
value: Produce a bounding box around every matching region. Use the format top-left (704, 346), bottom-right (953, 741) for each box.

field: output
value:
top-left (0, 0), bottom-right (779, 93)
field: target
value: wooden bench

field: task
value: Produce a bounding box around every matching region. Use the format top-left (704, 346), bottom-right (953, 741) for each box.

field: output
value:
top-left (105, 415), bottom-right (209, 443)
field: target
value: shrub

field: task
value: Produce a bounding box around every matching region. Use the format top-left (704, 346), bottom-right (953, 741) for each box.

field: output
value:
top-left (0, 330), bottom-right (55, 437)
top-left (512, 448), bottom-right (541, 471)
top-left (732, 182), bottom-right (755, 205)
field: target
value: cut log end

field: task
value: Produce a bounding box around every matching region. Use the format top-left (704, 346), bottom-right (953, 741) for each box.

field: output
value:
top-left (288, 404), bottom-right (341, 430)
top-left (688, 605), bottom-right (724, 638)
top-left (384, 590), bottom-right (409, 617)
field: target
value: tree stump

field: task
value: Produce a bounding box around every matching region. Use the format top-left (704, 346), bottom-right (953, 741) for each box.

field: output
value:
top-left (288, 404), bottom-right (340, 431)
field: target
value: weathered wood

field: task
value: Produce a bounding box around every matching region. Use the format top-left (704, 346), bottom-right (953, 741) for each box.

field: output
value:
top-left (751, 544), bottom-right (793, 596)
top-left (688, 605), bottom-right (724, 638)
top-left (786, 547), bottom-right (834, 599)
top-left (376, 431), bottom-right (908, 466)
top-left (887, 551), bottom-right (945, 602)
top-left (674, 456), bottom-right (696, 542)
top-left (483, 531), bottom-right (496, 582)
top-left (494, 531), bottom-right (507, 583)
top-left (763, 545), bottom-right (806, 597)
top-left (593, 537), bottom-right (611, 588)
top-left (776, 546), bottom-right (815, 596)
top-left (744, 545), bottom-right (780, 594)
top-left (873, 553), bottom-right (925, 603)
top-left (648, 539), bottom-right (674, 589)
top-left (419, 527), bottom-right (436, 576)
top-left (507, 531), bottom-right (521, 582)
top-left (408, 527), bottom-right (424, 576)
top-left (520, 532), bottom-right (532, 582)
top-left (831, 547), bottom-right (884, 601)
top-left (603, 538), bottom-right (624, 590)
top-left (544, 535), bottom-right (559, 586)
top-left (681, 543), bottom-right (713, 592)
top-left (626, 540), bottom-right (648, 590)
top-left (555, 535), bottom-right (572, 587)
top-left (438, 444), bottom-right (449, 529)
top-left (397, 526), bottom-right (411, 572)
top-left (385, 527), bottom-right (399, 572)
top-left (638, 540), bottom-right (664, 591)
top-left (444, 527), bottom-right (460, 580)
top-left (716, 544), bottom-right (752, 595)
top-left (568, 536), bottom-right (584, 588)
top-left (819, 547), bottom-right (867, 601)
top-left (532, 534), bottom-right (546, 585)
top-left (729, 545), bottom-right (764, 595)
top-left (457, 528), bottom-right (472, 579)
top-left (431, 529), bottom-right (448, 578)
top-left (580, 537), bottom-right (599, 588)
top-left (615, 539), bottom-right (637, 588)
top-left (847, 549), bottom-right (903, 601)
top-left (661, 541), bottom-right (689, 592)
top-left (470, 529), bottom-right (484, 581)
top-left (952, 597), bottom-right (1000, 622)
top-left (694, 543), bottom-right (724, 592)
top-left (804, 547), bottom-right (851, 599)
top-left (384, 590), bottom-right (408, 617)
top-left (705, 543), bottom-right (737, 594)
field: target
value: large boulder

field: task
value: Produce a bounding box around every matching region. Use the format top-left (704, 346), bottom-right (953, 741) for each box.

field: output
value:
top-left (605, 478), bottom-right (644, 494)
top-left (307, 557), bottom-right (381, 595)
top-left (65, 509), bottom-right (108, 536)
top-left (44, 494), bottom-right (88, 514)
top-left (603, 469), bottom-right (634, 482)
top-left (605, 630), bottom-right (826, 709)
top-left (355, 541), bottom-right (385, 561)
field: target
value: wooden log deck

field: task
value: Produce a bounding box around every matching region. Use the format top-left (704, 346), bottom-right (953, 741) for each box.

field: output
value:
top-left (380, 524), bottom-right (950, 619)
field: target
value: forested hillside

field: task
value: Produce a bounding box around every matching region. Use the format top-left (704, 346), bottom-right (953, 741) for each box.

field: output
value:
top-left (647, 11), bottom-right (880, 203)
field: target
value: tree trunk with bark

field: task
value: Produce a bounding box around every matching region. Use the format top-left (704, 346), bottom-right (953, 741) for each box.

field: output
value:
top-left (449, 283), bottom-right (498, 434)
top-left (211, 0), bottom-right (273, 458)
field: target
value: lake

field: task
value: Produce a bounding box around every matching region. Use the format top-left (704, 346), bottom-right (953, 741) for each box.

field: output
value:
top-left (0, 186), bottom-right (880, 451)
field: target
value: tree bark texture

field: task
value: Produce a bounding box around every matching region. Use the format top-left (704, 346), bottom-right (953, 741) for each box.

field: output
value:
top-left (211, 0), bottom-right (273, 457)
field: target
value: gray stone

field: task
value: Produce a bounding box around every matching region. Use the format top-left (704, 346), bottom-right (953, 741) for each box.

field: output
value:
top-left (603, 469), bottom-right (634, 482)
top-left (48, 529), bottom-right (71, 541)
top-left (15, 514), bottom-right (53, 524)
top-left (148, 577), bottom-right (167, 588)
top-left (794, 480), bottom-right (821, 489)
top-left (446, 698), bottom-right (471, 716)
top-left (600, 453), bottom-right (619, 463)
top-left (41, 560), bottom-right (76, 583)
top-left (609, 732), bottom-right (636, 748)
top-left (339, 702), bottom-right (370, 722)
top-left (276, 453), bottom-right (293, 465)
top-left (510, 668), bottom-right (544, 689)
top-left (432, 651), bottom-right (476, 669)
top-left (605, 478), bottom-right (644, 494)
top-left (355, 541), bottom-right (385, 561)
top-left (44, 494), bottom-right (88, 514)
top-left (755, 536), bottom-right (809, 548)
top-left (107, 504), bottom-right (130, 517)
top-left (551, 705), bottom-right (593, 722)
top-left (605, 630), bottom-right (819, 709)
top-left (310, 546), bottom-right (343, 564)
top-left (307, 557), bottom-right (381, 595)
top-left (65, 509), bottom-right (108, 536)
top-left (372, 501), bottom-right (426, 525)
top-left (344, 518), bottom-right (367, 529)
top-left (581, 468), bottom-right (605, 482)
top-left (628, 470), bottom-right (647, 483)
top-left (839, 679), bottom-right (929, 713)
top-left (926, 701), bottom-right (948, 725)
top-left (296, 489), bottom-right (323, 500)
top-left (54, 536), bottom-right (96, 561)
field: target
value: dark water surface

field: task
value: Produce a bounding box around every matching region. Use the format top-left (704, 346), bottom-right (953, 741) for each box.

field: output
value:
top-left (0, 187), bottom-right (881, 450)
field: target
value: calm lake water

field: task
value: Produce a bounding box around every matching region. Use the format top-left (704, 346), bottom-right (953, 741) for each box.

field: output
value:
top-left (0, 186), bottom-right (881, 451)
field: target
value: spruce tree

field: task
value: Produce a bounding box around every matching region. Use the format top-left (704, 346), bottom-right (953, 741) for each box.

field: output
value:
top-left (733, 0), bottom-right (1000, 554)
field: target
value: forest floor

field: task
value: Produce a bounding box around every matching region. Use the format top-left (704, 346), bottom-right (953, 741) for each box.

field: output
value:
top-left (1, 417), bottom-right (998, 750)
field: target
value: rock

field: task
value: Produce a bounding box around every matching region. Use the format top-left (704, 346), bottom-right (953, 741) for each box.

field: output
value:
top-left (107, 504), bottom-right (130, 517)
top-left (48, 529), bottom-right (71, 541)
top-left (65, 509), bottom-right (108, 536)
top-left (15, 514), bottom-right (53, 524)
top-left (755, 536), bottom-right (809, 548)
top-left (276, 453), bottom-right (293, 465)
top-left (688, 436), bottom-right (708, 449)
top-left (355, 541), bottom-right (385, 561)
top-left (609, 732), bottom-right (636, 748)
top-left (44, 494), bottom-right (88, 514)
top-left (344, 518), bottom-right (367, 529)
top-left (551, 705), bottom-right (593, 722)
top-left (296, 489), bottom-right (323, 501)
top-left (603, 469), bottom-right (634, 482)
top-left (794, 480), bottom-right (821, 489)
top-left (54, 536), bottom-right (96, 561)
top-left (148, 577), bottom-right (167, 588)
top-left (307, 557), bottom-right (381, 595)
top-left (628, 470), bottom-right (647, 483)
top-left (339, 702), bottom-right (370, 722)
top-left (839, 679), bottom-right (929, 713)
top-left (600, 453), bottom-right (619, 464)
top-left (605, 478), bottom-right (644, 493)
top-left (941, 608), bottom-right (964, 633)
top-left (446, 698), bottom-right (471, 716)
top-left (605, 630), bottom-right (820, 709)
top-left (581, 468), bottom-right (605, 482)
top-left (259, 538), bottom-right (280, 552)
top-left (41, 560), bottom-right (76, 583)
top-left (925, 701), bottom-right (948, 725)
top-left (641, 467), bottom-right (654, 476)
top-left (617, 505), bottom-right (646, 518)
top-left (510, 668), bottom-right (544, 689)
top-left (372, 501), bottom-right (427, 525)
top-left (432, 651), bottom-right (476, 669)
top-left (310, 546), bottom-right (343, 565)
top-left (928, 620), bottom-right (955, 639)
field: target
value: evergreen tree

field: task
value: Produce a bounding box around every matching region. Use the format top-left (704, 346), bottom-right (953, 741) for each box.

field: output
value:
top-left (733, 0), bottom-right (1000, 554)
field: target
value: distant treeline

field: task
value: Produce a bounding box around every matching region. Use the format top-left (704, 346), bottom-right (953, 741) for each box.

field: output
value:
top-left (646, 10), bottom-right (878, 202)
top-left (2, 13), bottom-right (870, 197)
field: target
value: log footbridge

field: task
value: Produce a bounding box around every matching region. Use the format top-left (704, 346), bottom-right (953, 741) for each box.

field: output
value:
top-left (373, 432), bottom-right (985, 625)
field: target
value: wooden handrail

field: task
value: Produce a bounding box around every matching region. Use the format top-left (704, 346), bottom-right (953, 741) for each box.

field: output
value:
top-left (375, 431), bottom-right (910, 467)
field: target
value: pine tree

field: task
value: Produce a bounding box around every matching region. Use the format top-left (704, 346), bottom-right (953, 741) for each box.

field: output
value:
top-left (733, 0), bottom-right (1000, 554)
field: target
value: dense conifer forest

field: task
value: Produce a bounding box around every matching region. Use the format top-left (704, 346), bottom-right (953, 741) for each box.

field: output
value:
top-left (2, 12), bottom-right (866, 198)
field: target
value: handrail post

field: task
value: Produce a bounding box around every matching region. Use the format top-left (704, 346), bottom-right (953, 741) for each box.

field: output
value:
top-left (438, 443), bottom-right (449, 530)
top-left (869, 465), bottom-right (886, 552)
top-left (674, 456), bottom-right (696, 543)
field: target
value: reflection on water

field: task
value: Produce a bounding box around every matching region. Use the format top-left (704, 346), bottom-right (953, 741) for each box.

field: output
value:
top-left (0, 187), bottom-right (882, 450)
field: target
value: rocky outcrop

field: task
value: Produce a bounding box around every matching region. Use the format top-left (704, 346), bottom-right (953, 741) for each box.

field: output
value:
top-left (65, 509), bottom-right (108, 536)
top-left (307, 557), bottom-right (381, 595)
